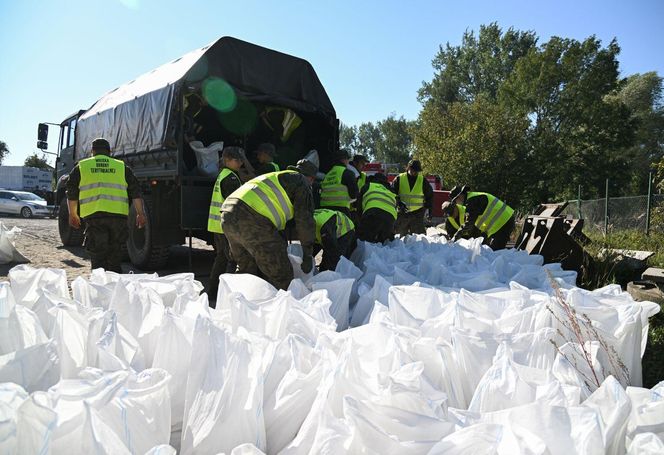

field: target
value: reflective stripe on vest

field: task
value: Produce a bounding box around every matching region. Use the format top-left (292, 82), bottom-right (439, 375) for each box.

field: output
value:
top-left (78, 156), bottom-right (128, 218)
top-left (229, 171), bottom-right (295, 230)
top-left (467, 192), bottom-right (514, 237)
top-left (362, 183), bottom-right (397, 219)
top-left (270, 162), bottom-right (280, 172)
top-left (208, 168), bottom-right (238, 234)
top-left (447, 204), bottom-right (466, 231)
top-left (314, 209), bottom-right (354, 244)
top-left (398, 173), bottom-right (425, 212)
top-left (320, 165), bottom-right (351, 209)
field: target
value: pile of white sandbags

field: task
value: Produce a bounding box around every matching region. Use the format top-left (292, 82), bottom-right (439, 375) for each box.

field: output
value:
top-left (0, 235), bottom-right (662, 454)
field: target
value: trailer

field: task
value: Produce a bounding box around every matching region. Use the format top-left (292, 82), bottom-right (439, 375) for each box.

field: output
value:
top-left (40, 36), bottom-right (338, 269)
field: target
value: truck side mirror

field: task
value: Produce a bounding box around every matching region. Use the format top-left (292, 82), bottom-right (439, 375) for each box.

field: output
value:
top-left (38, 123), bottom-right (49, 141)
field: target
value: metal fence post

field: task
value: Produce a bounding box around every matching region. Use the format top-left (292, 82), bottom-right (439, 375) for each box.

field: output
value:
top-left (646, 171), bottom-right (653, 236)
top-left (604, 178), bottom-right (609, 236)
top-left (577, 185), bottom-right (582, 218)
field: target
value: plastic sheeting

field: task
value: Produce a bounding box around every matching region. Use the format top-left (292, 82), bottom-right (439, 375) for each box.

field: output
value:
top-left (0, 235), bottom-right (662, 454)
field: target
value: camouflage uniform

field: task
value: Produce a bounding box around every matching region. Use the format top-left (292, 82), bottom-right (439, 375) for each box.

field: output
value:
top-left (208, 167), bottom-right (242, 297)
top-left (65, 152), bottom-right (142, 273)
top-left (221, 171), bottom-right (315, 290)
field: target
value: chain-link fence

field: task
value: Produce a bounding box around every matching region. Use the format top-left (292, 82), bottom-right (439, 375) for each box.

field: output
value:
top-left (561, 194), bottom-right (664, 234)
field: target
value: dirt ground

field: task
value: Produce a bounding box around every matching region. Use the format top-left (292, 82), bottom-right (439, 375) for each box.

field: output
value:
top-left (0, 215), bottom-right (217, 287)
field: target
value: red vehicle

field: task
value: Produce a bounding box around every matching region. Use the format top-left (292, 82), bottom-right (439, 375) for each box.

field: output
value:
top-left (362, 162), bottom-right (449, 219)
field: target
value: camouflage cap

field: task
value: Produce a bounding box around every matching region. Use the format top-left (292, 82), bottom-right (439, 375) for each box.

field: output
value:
top-left (288, 159), bottom-right (318, 177)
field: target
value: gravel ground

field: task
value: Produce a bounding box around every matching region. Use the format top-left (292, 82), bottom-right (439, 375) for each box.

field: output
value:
top-left (0, 215), bottom-right (217, 287)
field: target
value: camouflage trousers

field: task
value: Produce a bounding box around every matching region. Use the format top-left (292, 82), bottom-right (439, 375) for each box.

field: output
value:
top-left (220, 201), bottom-right (293, 290)
top-left (395, 208), bottom-right (426, 236)
top-left (83, 216), bottom-right (128, 273)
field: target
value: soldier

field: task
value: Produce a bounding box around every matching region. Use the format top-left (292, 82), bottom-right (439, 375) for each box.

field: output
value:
top-left (356, 173), bottom-right (397, 244)
top-left (349, 154), bottom-right (369, 225)
top-left (313, 208), bottom-right (355, 271)
top-left (449, 185), bottom-right (515, 250)
top-left (319, 149), bottom-right (358, 217)
top-left (254, 143), bottom-right (280, 175)
top-left (66, 138), bottom-right (145, 272)
top-left (206, 147), bottom-right (244, 300)
top-left (392, 159), bottom-right (433, 236)
top-left (441, 200), bottom-right (465, 238)
top-left (220, 158), bottom-right (317, 290)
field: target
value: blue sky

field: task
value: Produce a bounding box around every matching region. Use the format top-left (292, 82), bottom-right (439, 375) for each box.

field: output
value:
top-left (1, 0), bottom-right (663, 166)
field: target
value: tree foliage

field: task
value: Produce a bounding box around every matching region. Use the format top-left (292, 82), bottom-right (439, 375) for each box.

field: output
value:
top-left (413, 24), bottom-right (658, 209)
top-left (416, 97), bottom-right (530, 205)
top-left (0, 140), bottom-right (9, 165)
top-left (339, 114), bottom-right (415, 167)
top-left (24, 153), bottom-right (52, 170)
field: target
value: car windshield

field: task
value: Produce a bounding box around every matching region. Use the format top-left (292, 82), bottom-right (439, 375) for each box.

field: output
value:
top-left (16, 193), bottom-right (44, 201)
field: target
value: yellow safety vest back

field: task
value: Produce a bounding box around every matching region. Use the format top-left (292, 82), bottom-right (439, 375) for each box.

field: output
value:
top-left (320, 165), bottom-right (351, 209)
top-left (467, 192), bottom-right (514, 237)
top-left (208, 168), bottom-right (238, 234)
top-left (230, 171), bottom-right (295, 230)
top-left (78, 156), bottom-right (129, 218)
top-left (398, 173), bottom-right (425, 212)
top-left (447, 204), bottom-right (466, 231)
top-left (362, 183), bottom-right (397, 219)
top-left (314, 209), bottom-right (354, 244)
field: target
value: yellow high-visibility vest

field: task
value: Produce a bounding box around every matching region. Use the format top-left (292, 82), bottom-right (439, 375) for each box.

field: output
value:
top-left (208, 168), bottom-right (238, 234)
top-left (467, 192), bottom-right (514, 236)
top-left (362, 183), bottom-right (397, 219)
top-left (313, 209), bottom-right (354, 244)
top-left (397, 173), bottom-right (425, 212)
top-left (229, 171), bottom-right (295, 230)
top-left (78, 156), bottom-right (128, 218)
top-left (320, 165), bottom-right (351, 209)
top-left (447, 204), bottom-right (466, 231)
top-left (358, 172), bottom-right (367, 190)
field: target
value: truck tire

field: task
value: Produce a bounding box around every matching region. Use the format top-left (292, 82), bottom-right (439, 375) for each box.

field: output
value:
top-left (126, 201), bottom-right (170, 270)
top-left (58, 198), bottom-right (84, 246)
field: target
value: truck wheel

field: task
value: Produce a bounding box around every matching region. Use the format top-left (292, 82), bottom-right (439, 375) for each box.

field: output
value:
top-left (126, 202), bottom-right (170, 270)
top-left (58, 198), bottom-right (84, 246)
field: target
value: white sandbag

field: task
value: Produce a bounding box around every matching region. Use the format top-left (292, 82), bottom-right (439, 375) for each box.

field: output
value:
top-left (625, 381), bottom-right (664, 446)
top-left (309, 272), bottom-right (353, 331)
top-left (0, 303), bottom-right (49, 355)
top-left (0, 341), bottom-right (60, 393)
top-left (189, 140), bottom-right (223, 177)
top-left (627, 433), bottom-right (664, 454)
top-left (350, 274), bottom-right (391, 328)
top-left (285, 290), bottom-right (337, 343)
top-left (145, 445), bottom-right (177, 455)
top-left (230, 443), bottom-right (266, 454)
top-left (219, 273), bottom-right (277, 303)
top-left (15, 392), bottom-right (58, 454)
top-left (426, 423), bottom-right (503, 454)
top-left (0, 223), bottom-right (28, 265)
top-left (9, 265), bottom-right (68, 308)
top-left (582, 375), bottom-right (632, 455)
top-left (181, 317), bottom-right (265, 454)
top-left (0, 282), bottom-right (16, 318)
top-left (229, 292), bottom-right (291, 340)
top-left (50, 302), bottom-right (91, 378)
top-left (96, 312), bottom-right (146, 372)
top-left (0, 382), bottom-right (28, 453)
top-left (263, 334), bottom-right (322, 453)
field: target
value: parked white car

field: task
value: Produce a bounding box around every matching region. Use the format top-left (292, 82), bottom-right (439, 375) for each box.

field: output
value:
top-left (0, 189), bottom-right (52, 218)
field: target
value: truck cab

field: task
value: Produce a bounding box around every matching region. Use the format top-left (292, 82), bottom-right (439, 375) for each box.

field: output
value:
top-left (38, 110), bottom-right (86, 246)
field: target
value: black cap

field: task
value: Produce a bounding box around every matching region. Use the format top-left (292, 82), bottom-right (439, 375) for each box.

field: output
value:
top-left (449, 185), bottom-right (469, 202)
top-left (91, 138), bottom-right (111, 152)
top-left (352, 154), bottom-right (368, 164)
top-left (288, 159), bottom-right (318, 178)
top-left (370, 172), bottom-right (388, 184)
top-left (407, 159), bottom-right (422, 172)
top-left (256, 143), bottom-right (276, 157)
top-left (336, 148), bottom-right (351, 160)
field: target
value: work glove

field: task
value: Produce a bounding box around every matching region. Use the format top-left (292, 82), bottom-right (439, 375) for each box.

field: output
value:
top-left (301, 254), bottom-right (313, 274)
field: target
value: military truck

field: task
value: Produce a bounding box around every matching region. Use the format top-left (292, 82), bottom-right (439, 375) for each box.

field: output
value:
top-left (39, 37), bottom-right (338, 269)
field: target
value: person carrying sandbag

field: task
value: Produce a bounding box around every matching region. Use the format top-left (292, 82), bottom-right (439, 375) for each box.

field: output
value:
top-left (220, 158), bottom-right (317, 290)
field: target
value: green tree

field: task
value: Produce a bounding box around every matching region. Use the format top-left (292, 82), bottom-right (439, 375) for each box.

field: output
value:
top-left (500, 36), bottom-right (635, 200)
top-left (24, 153), bottom-right (52, 170)
top-left (0, 140), bottom-right (9, 165)
top-left (607, 72), bottom-right (664, 193)
top-left (375, 114), bottom-right (415, 166)
top-left (415, 97), bottom-right (531, 206)
top-left (339, 122), bottom-right (359, 153)
top-left (355, 122), bottom-right (381, 159)
top-left (418, 23), bottom-right (537, 110)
